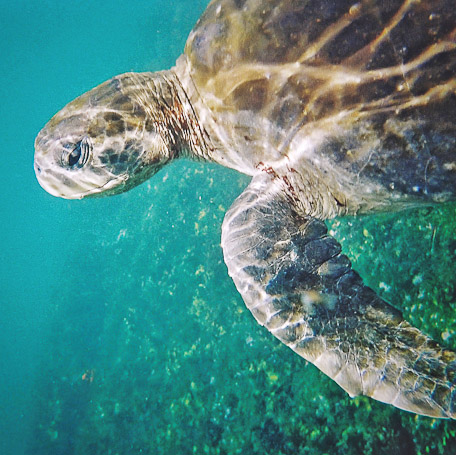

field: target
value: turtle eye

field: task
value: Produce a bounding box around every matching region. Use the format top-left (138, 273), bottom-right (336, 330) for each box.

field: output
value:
top-left (68, 143), bottom-right (82, 166)
top-left (63, 137), bottom-right (91, 169)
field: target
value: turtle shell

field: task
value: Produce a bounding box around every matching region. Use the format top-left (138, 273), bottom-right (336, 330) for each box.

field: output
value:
top-left (184, 0), bottom-right (456, 204)
top-left (185, 0), bottom-right (456, 110)
top-left (185, 0), bottom-right (455, 120)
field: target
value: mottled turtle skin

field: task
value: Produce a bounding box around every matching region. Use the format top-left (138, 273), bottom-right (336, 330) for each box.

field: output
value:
top-left (34, 0), bottom-right (456, 418)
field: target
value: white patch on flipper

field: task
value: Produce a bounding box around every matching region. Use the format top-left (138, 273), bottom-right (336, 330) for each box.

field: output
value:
top-left (300, 291), bottom-right (337, 315)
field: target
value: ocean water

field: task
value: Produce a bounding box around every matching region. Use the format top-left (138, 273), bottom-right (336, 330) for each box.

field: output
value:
top-left (1, 1), bottom-right (456, 455)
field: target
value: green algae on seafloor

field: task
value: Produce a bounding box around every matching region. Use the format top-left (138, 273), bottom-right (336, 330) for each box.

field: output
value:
top-left (27, 161), bottom-right (456, 455)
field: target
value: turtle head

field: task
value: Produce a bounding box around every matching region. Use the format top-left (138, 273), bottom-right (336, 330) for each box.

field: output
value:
top-left (34, 72), bottom-right (181, 199)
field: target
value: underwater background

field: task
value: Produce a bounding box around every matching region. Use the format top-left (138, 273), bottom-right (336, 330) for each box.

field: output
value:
top-left (1, 1), bottom-right (456, 454)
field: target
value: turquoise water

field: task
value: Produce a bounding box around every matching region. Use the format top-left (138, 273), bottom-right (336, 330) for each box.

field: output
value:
top-left (0, 1), bottom-right (209, 453)
top-left (1, 1), bottom-right (456, 454)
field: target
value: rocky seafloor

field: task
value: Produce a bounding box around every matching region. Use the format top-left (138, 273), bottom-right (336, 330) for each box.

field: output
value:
top-left (28, 161), bottom-right (456, 455)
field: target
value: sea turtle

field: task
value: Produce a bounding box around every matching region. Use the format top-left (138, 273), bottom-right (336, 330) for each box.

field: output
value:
top-left (34, 0), bottom-right (456, 418)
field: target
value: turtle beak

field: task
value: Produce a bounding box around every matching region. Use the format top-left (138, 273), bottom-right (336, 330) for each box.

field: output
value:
top-left (33, 159), bottom-right (80, 199)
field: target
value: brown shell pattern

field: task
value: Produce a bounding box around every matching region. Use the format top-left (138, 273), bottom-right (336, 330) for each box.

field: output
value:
top-left (186, 0), bottom-right (455, 121)
top-left (185, 0), bottom-right (456, 205)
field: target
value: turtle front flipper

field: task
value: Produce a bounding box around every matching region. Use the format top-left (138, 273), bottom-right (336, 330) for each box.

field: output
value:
top-left (221, 172), bottom-right (456, 418)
